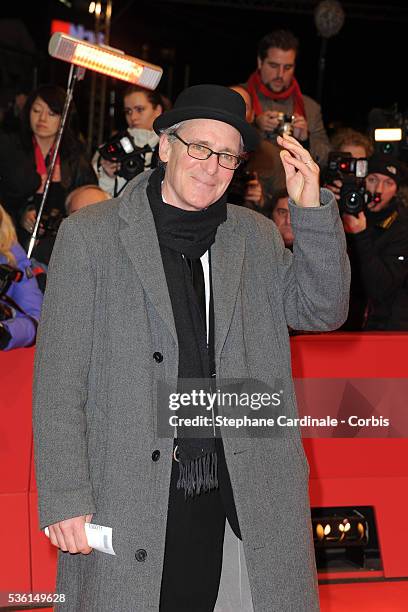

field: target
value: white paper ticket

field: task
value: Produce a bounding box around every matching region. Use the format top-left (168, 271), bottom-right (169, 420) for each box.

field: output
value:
top-left (44, 523), bottom-right (116, 555)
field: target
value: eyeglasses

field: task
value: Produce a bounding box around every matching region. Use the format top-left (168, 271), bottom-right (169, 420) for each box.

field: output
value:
top-left (172, 132), bottom-right (242, 170)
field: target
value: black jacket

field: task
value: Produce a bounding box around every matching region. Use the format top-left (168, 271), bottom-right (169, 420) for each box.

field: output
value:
top-left (346, 199), bottom-right (408, 330)
top-left (0, 130), bottom-right (97, 264)
top-left (0, 130), bottom-right (97, 222)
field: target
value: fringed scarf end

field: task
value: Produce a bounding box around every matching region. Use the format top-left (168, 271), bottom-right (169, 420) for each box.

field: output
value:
top-left (177, 450), bottom-right (218, 498)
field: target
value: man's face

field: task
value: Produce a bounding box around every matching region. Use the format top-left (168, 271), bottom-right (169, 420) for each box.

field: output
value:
top-left (159, 119), bottom-right (241, 211)
top-left (257, 47), bottom-right (296, 93)
top-left (271, 196), bottom-right (294, 247)
top-left (365, 173), bottom-right (398, 212)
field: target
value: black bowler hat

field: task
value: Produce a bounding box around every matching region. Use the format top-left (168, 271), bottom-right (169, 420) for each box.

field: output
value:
top-left (153, 84), bottom-right (259, 151)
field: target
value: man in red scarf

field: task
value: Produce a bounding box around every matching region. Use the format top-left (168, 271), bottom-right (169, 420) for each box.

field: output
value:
top-left (246, 29), bottom-right (330, 167)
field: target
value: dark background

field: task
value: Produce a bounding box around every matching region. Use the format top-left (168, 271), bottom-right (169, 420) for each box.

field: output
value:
top-left (1, 0), bottom-right (407, 138)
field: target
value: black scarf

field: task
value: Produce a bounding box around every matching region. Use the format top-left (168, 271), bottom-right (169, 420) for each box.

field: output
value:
top-left (147, 166), bottom-right (227, 258)
top-left (147, 167), bottom-right (227, 497)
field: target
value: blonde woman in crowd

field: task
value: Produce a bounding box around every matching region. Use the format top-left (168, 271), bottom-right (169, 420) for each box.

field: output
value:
top-left (0, 204), bottom-right (42, 351)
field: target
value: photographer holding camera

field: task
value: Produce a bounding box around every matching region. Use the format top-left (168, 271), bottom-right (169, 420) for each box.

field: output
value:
top-left (324, 128), bottom-right (373, 203)
top-left (331, 153), bottom-right (408, 330)
top-left (245, 29), bottom-right (330, 167)
top-left (0, 85), bottom-right (97, 269)
top-left (94, 85), bottom-right (163, 197)
top-left (0, 204), bottom-right (42, 351)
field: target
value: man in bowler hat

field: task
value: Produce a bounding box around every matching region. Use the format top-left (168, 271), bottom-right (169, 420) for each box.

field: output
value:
top-left (33, 84), bottom-right (350, 611)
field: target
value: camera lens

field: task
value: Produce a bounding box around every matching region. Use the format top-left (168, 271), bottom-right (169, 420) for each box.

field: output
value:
top-left (381, 143), bottom-right (393, 154)
top-left (345, 192), bottom-right (361, 213)
top-left (119, 153), bottom-right (146, 181)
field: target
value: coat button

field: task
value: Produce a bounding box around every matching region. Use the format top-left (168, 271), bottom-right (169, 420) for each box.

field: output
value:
top-left (152, 450), bottom-right (160, 462)
top-left (153, 352), bottom-right (163, 363)
top-left (135, 549), bottom-right (147, 562)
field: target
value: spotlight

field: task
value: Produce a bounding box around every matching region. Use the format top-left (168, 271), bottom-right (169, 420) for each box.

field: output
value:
top-left (49, 32), bottom-right (163, 89)
top-left (313, 512), bottom-right (368, 547)
top-left (312, 506), bottom-right (381, 572)
top-left (27, 32), bottom-right (162, 259)
top-left (374, 128), bottom-right (403, 156)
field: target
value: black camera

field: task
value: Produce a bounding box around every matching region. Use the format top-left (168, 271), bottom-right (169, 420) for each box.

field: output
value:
top-left (327, 152), bottom-right (377, 215)
top-left (228, 169), bottom-right (257, 205)
top-left (22, 197), bottom-right (65, 241)
top-left (276, 112), bottom-right (295, 136)
top-left (0, 263), bottom-right (22, 298)
top-left (98, 131), bottom-right (152, 181)
top-left (265, 113), bottom-right (295, 141)
top-left (339, 176), bottom-right (381, 216)
top-left (40, 208), bottom-right (65, 237)
top-left (328, 153), bottom-right (368, 179)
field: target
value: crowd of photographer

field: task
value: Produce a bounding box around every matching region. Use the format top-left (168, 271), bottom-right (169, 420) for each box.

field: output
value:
top-left (93, 85), bottom-right (163, 197)
top-left (0, 25), bottom-right (407, 351)
top-left (0, 84), bottom-right (103, 351)
top-left (233, 29), bottom-right (408, 332)
top-left (245, 29), bottom-right (331, 167)
top-left (0, 84), bottom-right (97, 284)
top-left (325, 152), bottom-right (407, 330)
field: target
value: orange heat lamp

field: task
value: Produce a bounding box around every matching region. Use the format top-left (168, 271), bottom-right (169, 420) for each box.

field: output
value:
top-left (48, 32), bottom-right (163, 89)
top-left (27, 32), bottom-right (163, 259)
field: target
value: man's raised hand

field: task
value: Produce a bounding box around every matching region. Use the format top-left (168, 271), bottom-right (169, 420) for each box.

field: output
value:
top-left (278, 133), bottom-right (320, 208)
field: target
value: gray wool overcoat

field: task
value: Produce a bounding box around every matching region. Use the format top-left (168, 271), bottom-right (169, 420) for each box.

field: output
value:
top-left (33, 170), bottom-right (350, 612)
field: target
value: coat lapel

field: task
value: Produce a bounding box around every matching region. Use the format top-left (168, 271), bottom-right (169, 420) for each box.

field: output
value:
top-left (212, 214), bottom-right (246, 361)
top-left (118, 174), bottom-right (245, 353)
top-left (118, 173), bottom-right (178, 344)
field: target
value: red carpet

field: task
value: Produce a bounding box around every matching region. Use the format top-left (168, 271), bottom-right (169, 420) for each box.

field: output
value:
top-left (7, 581), bottom-right (408, 611)
top-left (319, 580), bottom-right (408, 611)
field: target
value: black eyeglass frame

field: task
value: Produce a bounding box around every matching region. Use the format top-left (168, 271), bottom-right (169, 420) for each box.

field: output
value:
top-left (172, 132), bottom-right (244, 170)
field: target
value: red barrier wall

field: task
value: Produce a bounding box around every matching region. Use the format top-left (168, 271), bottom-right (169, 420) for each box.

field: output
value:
top-left (292, 332), bottom-right (408, 580)
top-left (1, 333), bottom-right (407, 593)
top-left (0, 348), bottom-right (36, 593)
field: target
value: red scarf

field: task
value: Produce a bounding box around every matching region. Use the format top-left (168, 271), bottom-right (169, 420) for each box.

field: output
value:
top-left (33, 137), bottom-right (61, 188)
top-left (246, 70), bottom-right (305, 118)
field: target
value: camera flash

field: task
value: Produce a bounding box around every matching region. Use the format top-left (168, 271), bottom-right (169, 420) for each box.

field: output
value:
top-left (374, 128), bottom-right (402, 142)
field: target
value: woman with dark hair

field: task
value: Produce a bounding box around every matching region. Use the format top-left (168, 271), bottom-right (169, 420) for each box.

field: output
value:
top-left (94, 85), bottom-right (164, 196)
top-left (121, 85), bottom-right (164, 130)
top-left (0, 84), bottom-right (97, 267)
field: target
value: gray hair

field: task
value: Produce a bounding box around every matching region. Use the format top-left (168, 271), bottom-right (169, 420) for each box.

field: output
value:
top-left (156, 123), bottom-right (186, 168)
top-left (159, 121), bottom-right (188, 140)
top-left (159, 120), bottom-right (245, 154)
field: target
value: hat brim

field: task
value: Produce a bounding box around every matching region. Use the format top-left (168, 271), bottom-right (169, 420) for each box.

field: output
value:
top-left (153, 106), bottom-right (259, 151)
